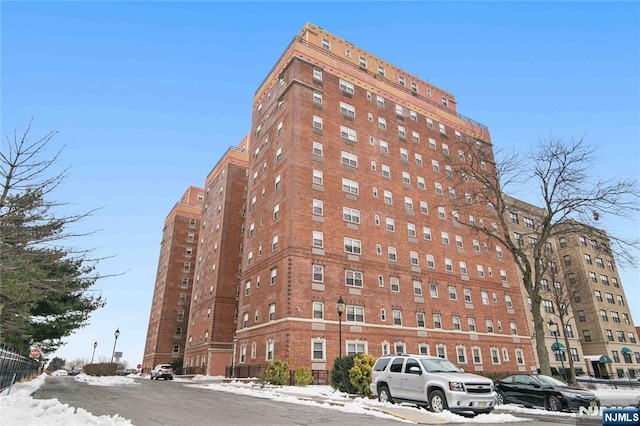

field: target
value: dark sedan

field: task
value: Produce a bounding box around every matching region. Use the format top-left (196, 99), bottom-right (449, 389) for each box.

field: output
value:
top-left (495, 374), bottom-right (600, 412)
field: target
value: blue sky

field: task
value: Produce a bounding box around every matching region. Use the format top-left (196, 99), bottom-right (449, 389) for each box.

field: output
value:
top-left (2, 2), bottom-right (639, 367)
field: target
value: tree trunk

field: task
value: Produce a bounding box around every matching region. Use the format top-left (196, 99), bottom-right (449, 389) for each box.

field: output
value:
top-left (530, 295), bottom-right (552, 376)
top-left (561, 320), bottom-right (577, 385)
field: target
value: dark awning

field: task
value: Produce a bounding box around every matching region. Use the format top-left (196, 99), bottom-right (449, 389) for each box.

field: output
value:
top-left (600, 355), bottom-right (613, 363)
top-left (551, 342), bottom-right (566, 351)
top-left (621, 347), bottom-right (633, 355)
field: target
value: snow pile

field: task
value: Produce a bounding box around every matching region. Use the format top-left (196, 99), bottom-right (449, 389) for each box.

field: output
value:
top-left (73, 374), bottom-right (139, 387)
top-left (0, 374), bottom-right (133, 426)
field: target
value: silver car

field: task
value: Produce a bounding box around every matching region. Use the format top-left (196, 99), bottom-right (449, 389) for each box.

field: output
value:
top-left (369, 354), bottom-right (496, 415)
top-left (151, 364), bottom-right (174, 380)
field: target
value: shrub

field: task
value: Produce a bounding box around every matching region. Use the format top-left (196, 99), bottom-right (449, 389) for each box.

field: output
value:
top-left (330, 355), bottom-right (357, 394)
top-left (83, 363), bottom-right (118, 376)
top-left (294, 366), bottom-right (313, 386)
top-left (265, 359), bottom-right (289, 386)
top-left (349, 353), bottom-right (375, 396)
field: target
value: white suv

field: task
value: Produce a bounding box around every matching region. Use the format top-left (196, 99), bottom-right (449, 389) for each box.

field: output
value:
top-left (369, 354), bottom-right (496, 415)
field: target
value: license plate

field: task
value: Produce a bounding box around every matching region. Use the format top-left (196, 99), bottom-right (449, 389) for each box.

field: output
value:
top-left (590, 401), bottom-right (597, 407)
top-left (479, 402), bottom-right (486, 408)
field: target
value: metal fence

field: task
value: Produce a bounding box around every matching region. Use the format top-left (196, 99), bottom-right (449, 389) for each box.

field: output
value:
top-left (225, 364), bottom-right (331, 386)
top-left (0, 344), bottom-right (40, 393)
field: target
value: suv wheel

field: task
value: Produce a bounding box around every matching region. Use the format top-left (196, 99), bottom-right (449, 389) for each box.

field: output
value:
top-left (496, 390), bottom-right (505, 405)
top-left (378, 386), bottom-right (394, 404)
top-left (428, 389), bottom-right (448, 413)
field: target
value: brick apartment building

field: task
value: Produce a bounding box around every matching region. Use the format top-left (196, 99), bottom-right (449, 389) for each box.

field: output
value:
top-left (144, 23), bottom-right (636, 379)
top-left (234, 22), bottom-right (535, 374)
top-left (142, 186), bottom-right (204, 372)
top-left (181, 142), bottom-right (249, 376)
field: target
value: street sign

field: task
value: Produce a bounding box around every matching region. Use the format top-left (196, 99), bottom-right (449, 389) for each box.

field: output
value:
top-left (30, 348), bottom-right (41, 358)
top-left (137, 364), bottom-right (142, 369)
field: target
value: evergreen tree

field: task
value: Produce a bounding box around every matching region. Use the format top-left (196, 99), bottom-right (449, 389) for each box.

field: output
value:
top-left (1, 120), bottom-right (105, 354)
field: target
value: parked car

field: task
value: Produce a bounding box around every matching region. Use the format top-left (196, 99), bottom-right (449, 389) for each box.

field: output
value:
top-left (151, 364), bottom-right (174, 380)
top-left (494, 374), bottom-right (600, 412)
top-left (119, 368), bottom-right (138, 376)
top-left (68, 368), bottom-right (82, 376)
top-left (51, 369), bottom-right (68, 376)
top-left (369, 354), bottom-right (496, 415)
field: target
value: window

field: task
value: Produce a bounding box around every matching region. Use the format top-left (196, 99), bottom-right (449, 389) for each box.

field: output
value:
top-left (270, 267), bottom-right (277, 285)
top-left (486, 319), bottom-right (494, 333)
top-left (387, 246), bottom-right (397, 261)
top-left (339, 79), bottom-right (354, 94)
top-left (612, 311), bottom-right (620, 323)
top-left (381, 164), bottom-right (390, 178)
top-left (468, 317), bottom-right (476, 332)
top-left (510, 321), bottom-right (518, 335)
top-left (543, 300), bottom-right (554, 313)
top-left (313, 264), bottom-right (324, 282)
top-left (345, 270), bottom-right (363, 287)
top-left (377, 65), bottom-right (385, 77)
top-left (376, 95), bottom-right (385, 108)
top-left (446, 285), bottom-right (458, 300)
top-left (343, 207), bottom-right (360, 224)
top-left (313, 231), bottom-right (323, 248)
top-left (313, 67), bottom-right (322, 81)
top-left (600, 309), bottom-right (608, 321)
top-left (339, 101), bottom-right (355, 117)
top-left (385, 217), bottom-right (395, 232)
top-left (312, 115), bottom-right (323, 130)
top-left (423, 227), bottom-right (432, 240)
top-left (416, 312), bottom-right (426, 328)
top-left (433, 314), bottom-right (442, 329)
top-left (266, 339), bottom-right (274, 361)
top-left (340, 126), bottom-right (357, 142)
top-left (390, 276), bottom-right (400, 292)
top-left (407, 223), bottom-right (416, 237)
top-left (463, 288), bottom-right (472, 303)
top-left (477, 264), bottom-right (485, 278)
top-left (313, 141), bottom-right (323, 157)
top-left (344, 237), bottom-right (362, 255)
top-left (438, 207), bottom-right (446, 219)
top-left (273, 203), bottom-right (280, 220)
top-left (410, 251), bottom-right (419, 265)
top-left (342, 178), bottom-right (359, 195)
top-left (452, 315), bottom-right (461, 331)
top-left (341, 151), bottom-right (358, 167)
top-left (392, 310), bottom-right (402, 326)
top-left (313, 199), bottom-right (323, 216)
top-left (481, 291), bottom-right (489, 305)
top-left (420, 201), bottom-right (429, 214)
top-left (444, 258), bottom-right (453, 272)
top-left (358, 56), bottom-right (367, 68)
top-left (413, 280), bottom-right (423, 296)
top-left (313, 91), bottom-right (322, 105)
top-left (402, 171), bottom-right (411, 185)
top-left (595, 290), bottom-right (603, 301)
top-left (312, 340), bottom-right (325, 361)
top-left (346, 305), bottom-right (364, 322)
top-left (439, 123), bottom-right (446, 134)
top-left (441, 231), bottom-right (449, 245)
top-left (378, 117), bottom-right (386, 130)
top-left (383, 190), bottom-right (393, 204)
top-left (491, 348), bottom-right (500, 364)
top-left (400, 148), bottom-right (408, 161)
top-left (380, 140), bottom-right (388, 153)
top-left (347, 341), bottom-right (367, 356)
top-left (398, 75), bottom-right (405, 86)
top-left (398, 125), bottom-right (406, 139)
top-left (426, 254), bottom-right (435, 268)
top-left (313, 169), bottom-right (323, 186)
top-left (430, 283), bottom-right (439, 298)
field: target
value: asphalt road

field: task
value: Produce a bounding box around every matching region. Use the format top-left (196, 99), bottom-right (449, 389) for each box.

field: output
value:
top-left (33, 376), bottom-right (405, 425)
top-left (32, 377), bottom-right (602, 426)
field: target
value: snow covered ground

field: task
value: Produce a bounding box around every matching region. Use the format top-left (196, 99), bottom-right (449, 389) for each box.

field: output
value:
top-left (2, 373), bottom-right (639, 425)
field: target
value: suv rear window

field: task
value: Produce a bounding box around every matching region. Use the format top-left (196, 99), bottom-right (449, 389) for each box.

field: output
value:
top-left (372, 357), bottom-right (391, 372)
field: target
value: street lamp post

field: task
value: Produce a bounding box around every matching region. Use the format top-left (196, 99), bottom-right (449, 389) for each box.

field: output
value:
top-left (231, 333), bottom-right (237, 378)
top-left (548, 320), bottom-right (567, 382)
top-left (110, 328), bottom-right (120, 374)
top-left (336, 296), bottom-right (345, 359)
top-left (91, 341), bottom-right (97, 364)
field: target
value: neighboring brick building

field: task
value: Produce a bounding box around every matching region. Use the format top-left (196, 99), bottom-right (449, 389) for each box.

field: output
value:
top-left (504, 197), bottom-right (586, 377)
top-left (182, 141), bottom-right (250, 376)
top-left (234, 23), bottom-right (535, 374)
top-left (142, 186), bottom-right (204, 373)
top-left (555, 222), bottom-right (640, 379)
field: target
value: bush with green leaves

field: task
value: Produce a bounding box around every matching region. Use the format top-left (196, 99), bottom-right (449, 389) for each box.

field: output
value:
top-left (349, 353), bottom-right (376, 396)
top-left (265, 359), bottom-right (289, 386)
top-left (293, 366), bottom-right (314, 386)
top-left (330, 355), bottom-right (357, 393)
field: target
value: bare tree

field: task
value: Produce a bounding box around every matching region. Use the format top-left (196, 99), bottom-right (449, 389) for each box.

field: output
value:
top-left (449, 135), bottom-right (639, 377)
